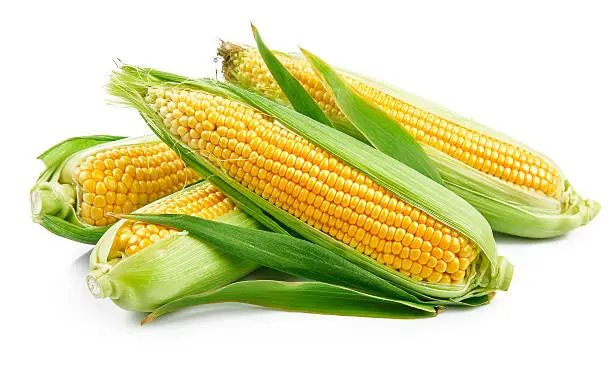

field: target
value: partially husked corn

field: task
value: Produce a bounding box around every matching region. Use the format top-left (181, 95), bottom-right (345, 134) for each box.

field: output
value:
top-left (221, 44), bottom-right (561, 199)
top-left (111, 183), bottom-right (235, 256)
top-left (87, 179), bottom-right (261, 312)
top-left (74, 142), bottom-right (200, 226)
top-left (146, 87), bottom-right (478, 284)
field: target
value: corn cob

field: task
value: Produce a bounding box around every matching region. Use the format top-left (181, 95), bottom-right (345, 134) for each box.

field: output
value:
top-left (31, 135), bottom-right (201, 243)
top-left (87, 181), bottom-right (260, 311)
top-left (219, 43), bottom-right (600, 238)
top-left (146, 87), bottom-right (477, 284)
top-left (108, 66), bottom-right (512, 303)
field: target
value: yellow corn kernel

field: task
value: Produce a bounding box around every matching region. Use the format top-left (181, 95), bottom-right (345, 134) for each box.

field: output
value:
top-left (110, 183), bottom-right (235, 257)
top-left (73, 142), bottom-right (201, 226)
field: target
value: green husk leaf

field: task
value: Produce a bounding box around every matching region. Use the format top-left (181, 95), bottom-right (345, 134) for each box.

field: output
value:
top-left (251, 25), bottom-right (332, 128)
top-left (142, 280), bottom-right (438, 324)
top-left (31, 135), bottom-right (127, 244)
top-left (108, 65), bottom-right (511, 303)
top-left (125, 213), bottom-right (434, 311)
top-left (37, 215), bottom-right (107, 244)
top-left (37, 135), bottom-right (125, 170)
top-left (300, 48), bottom-right (442, 184)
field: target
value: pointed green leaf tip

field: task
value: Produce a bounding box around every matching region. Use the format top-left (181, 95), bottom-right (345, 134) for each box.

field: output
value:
top-left (142, 280), bottom-right (437, 324)
top-left (251, 24), bottom-right (333, 128)
top-left (300, 48), bottom-right (443, 184)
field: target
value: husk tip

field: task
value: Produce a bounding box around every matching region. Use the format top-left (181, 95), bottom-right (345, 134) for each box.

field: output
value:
top-left (585, 198), bottom-right (601, 222)
top-left (494, 256), bottom-right (514, 291)
top-left (141, 313), bottom-right (157, 325)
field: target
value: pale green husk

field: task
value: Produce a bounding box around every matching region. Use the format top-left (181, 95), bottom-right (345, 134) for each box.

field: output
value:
top-left (87, 181), bottom-right (261, 312)
top-left (107, 65), bottom-right (512, 304)
top-left (220, 44), bottom-right (600, 238)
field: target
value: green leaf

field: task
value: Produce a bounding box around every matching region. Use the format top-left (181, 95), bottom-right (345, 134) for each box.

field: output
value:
top-left (126, 213), bottom-right (434, 311)
top-left (142, 280), bottom-right (437, 324)
top-left (37, 135), bottom-right (125, 168)
top-left (251, 25), bottom-right (333, 127)
top-left (300, 48), bottom-right (443, 184)
top-left (38, 215), bottom-right (107, 244)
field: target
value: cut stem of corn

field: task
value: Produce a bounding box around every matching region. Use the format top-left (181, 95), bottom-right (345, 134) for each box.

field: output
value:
top-left (31, 135), bottom-right (201, 243)
top-left (219, 42), bottom-right (600, 238)
top-left (108, 66), bottom-right (512, 303)
top-left (87, 181), bottom-right (260, 312)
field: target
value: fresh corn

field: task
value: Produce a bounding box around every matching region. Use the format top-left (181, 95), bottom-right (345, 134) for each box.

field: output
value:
top-left (31, 135), bottom-right (201, 243)
top-left (108, 66), bottom-right (512, 303)
top-left (87, 180), bottom-right (260, 311)
top-left (219, 43), bottom-right (600, 238)
top-left (146, 86), bottom-right (476, 284)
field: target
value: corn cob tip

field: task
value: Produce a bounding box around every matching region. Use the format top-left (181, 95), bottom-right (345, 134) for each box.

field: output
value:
top-left (30, 182), bottom-right (76, 222)
top-left (217, 41), bottom-right (245, 82)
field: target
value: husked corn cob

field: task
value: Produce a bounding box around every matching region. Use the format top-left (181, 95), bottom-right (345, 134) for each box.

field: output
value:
top-left (219, 43), bottom-right (599, 238)
top-left (88, 181), bottom-right (260, 311)
top-left (110, 182), bottom-right (234, 256)
top-left (31, 135), bottom-right (201, 243)
top-left (146, 87), bottom-right (477, 284)
top-left (74, 141), bottom-right (200, 226)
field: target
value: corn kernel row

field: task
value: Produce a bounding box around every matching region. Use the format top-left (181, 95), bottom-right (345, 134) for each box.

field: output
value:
top-left (74, 142), bottom-right (200, 226)
top-left (110, 183), bottom-right (235, 256)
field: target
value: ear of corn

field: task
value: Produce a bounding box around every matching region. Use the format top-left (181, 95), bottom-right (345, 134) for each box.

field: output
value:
top-left (31, 135), bottom-right (201, 243)
top-left (87, 181), bottom-right (261, 312)
top-left (219, 42), bottom-right (600, 238)
top-left (107, 65), bottom-right (513, 305)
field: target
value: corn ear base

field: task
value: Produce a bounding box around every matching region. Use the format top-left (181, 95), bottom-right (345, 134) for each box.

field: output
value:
top-left (31, 135), bottom-right (126, 243)
top-left (108, 65), bottom-right (512, 304)
top-left (87, 183), bottom-right (261, 312)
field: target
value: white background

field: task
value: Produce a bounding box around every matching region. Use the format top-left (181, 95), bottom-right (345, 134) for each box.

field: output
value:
top-left (2, 0), bottom-right (610, 371)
